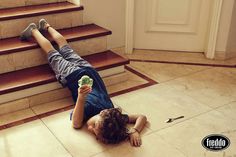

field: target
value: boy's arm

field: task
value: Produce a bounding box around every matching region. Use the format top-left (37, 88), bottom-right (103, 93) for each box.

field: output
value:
top-left (72, 85), bottom-right (91, 129)
top-left (128, 114), bottom-right (147, 147)
top-left (128, 114), bottom-right (147, 133)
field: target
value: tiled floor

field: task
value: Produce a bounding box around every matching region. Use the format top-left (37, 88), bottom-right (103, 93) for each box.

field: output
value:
top-left (1, 51), bottom-right (236, 157)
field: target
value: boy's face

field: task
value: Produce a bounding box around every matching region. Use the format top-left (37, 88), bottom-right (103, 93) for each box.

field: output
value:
top-left (86, 110), bottom-right (106, 137)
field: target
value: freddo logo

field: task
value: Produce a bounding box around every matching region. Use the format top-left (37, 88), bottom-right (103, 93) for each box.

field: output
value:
top-left (202, 134), bottom-right (230, 151)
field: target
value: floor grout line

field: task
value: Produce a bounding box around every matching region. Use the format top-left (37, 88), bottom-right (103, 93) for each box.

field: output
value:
top-left (211, 100), bottom-right (236, 110)
top-left (30, 108), bottom-right (75, 157)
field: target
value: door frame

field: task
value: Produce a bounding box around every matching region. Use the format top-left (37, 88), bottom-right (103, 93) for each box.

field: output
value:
top-left (125, 0), bottom-right (223, 59)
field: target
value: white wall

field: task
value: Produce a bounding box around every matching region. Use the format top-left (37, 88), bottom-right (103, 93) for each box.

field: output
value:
top-left (70, 0), bottom-right (126, 49)
top-left (215, 0), bottom-right (235, 58)
top-left (225, 1), bottom-right (236, 58)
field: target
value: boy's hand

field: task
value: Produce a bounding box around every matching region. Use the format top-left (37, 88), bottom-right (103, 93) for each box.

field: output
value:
top-left (78, 85), bottom-right (92, 98)
top-left (129, 132), bottom-right (142, 147)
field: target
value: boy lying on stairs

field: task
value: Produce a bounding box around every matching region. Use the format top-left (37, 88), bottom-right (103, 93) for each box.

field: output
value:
top-left (20, 19), bottom-right (147, 147)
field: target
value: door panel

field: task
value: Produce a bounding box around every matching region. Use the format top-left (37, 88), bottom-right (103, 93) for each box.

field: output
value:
top-left (134, 0), bottom-right (212, 52)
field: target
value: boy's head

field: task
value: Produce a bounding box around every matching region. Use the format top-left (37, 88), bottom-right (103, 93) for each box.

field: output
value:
top-left (87, 108), bottom-right (129, 144)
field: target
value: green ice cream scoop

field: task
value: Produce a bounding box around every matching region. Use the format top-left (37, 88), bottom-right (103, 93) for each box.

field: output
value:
top-left (78, 75), bottom-right (93, 87)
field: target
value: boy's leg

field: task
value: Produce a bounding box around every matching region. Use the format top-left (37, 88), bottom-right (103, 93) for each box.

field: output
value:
top-left (39, 19), bottom-right (68, 50)
top-left (31, 29), bottom-right (55, 55)
top-left (39, 19), bottom-right (91, 67)
top-left (21, 23), bottom-right (80, 85)
top-left (20, 23), bottom-right (55, 55)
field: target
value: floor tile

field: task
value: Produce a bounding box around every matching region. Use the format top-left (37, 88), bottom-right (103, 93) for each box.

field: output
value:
top-left (92, 133), bottom-right (186, 157)
top-left (130, 61), bottom-right (208, 82)
top-left (0, 120), bottom-right (72, 157)
top-left (41, 110), bottom-right (113, 157)
top-left (165, 68), bottom-right (236, 108)
top-left (112, 83), bottom-right (211, 131)
top-left (156, 110), bottom-right (236, 157)
top-left (213, 67), bottom-right (236, 85)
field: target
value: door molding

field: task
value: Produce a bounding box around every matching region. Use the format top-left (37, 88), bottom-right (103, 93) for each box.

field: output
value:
top-left (205, 0), bottom-right (223, 59)
top-left (125, 0), bottom-right (135, 54)
top-left (125, 0), bottom-right (223, 59)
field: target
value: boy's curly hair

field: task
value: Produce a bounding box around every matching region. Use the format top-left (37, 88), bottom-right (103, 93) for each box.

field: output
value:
top-left (98, 108), bottom-right (129, 144)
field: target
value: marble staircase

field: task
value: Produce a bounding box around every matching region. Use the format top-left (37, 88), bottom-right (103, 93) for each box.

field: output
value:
top-left (0, 0), bottom-right (129, 116)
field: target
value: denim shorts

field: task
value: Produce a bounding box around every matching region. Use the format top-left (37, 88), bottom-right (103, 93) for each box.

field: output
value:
top-left (48, 45), bottom-right (92, 85)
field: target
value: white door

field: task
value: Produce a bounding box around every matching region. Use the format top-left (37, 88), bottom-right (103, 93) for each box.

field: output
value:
top-left (134, 0), bottom-right (213, 52)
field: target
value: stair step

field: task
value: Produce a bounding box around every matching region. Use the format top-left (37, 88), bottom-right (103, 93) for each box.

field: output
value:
top-left (0, 2), bottom-right (83, 21)
top-left (0, 50), bottom-right (130, 95)
top-left (0, 0), bottom-right (67, 9)
top-left (0, 68), bottom-right (127, 105)
top-left (0, 72), bottom-right (128, 116)
top-left (0, 36), bottom-right (108, 74)
top-left (0, 24), bottom-right (110, 74)
top-left (0, 2), bottom-right (83, 39)
top-left (0, 24), bottom-right (111, 55)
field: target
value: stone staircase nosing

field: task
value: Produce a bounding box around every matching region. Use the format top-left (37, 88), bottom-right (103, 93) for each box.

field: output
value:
top-left (0, 1), bottom-right (130, 116)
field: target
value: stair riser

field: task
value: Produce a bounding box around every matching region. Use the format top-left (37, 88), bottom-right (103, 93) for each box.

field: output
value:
top-left (0, 11), bottom-right (82, 39)
top-left (0, 71), bottom-right (128, 115)
top-left (0, 88), bottom-right (71, 116)
top-left (0, 36), bottom-right (107, 74)
top-left (0, 0), bottom-right (67, 9)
